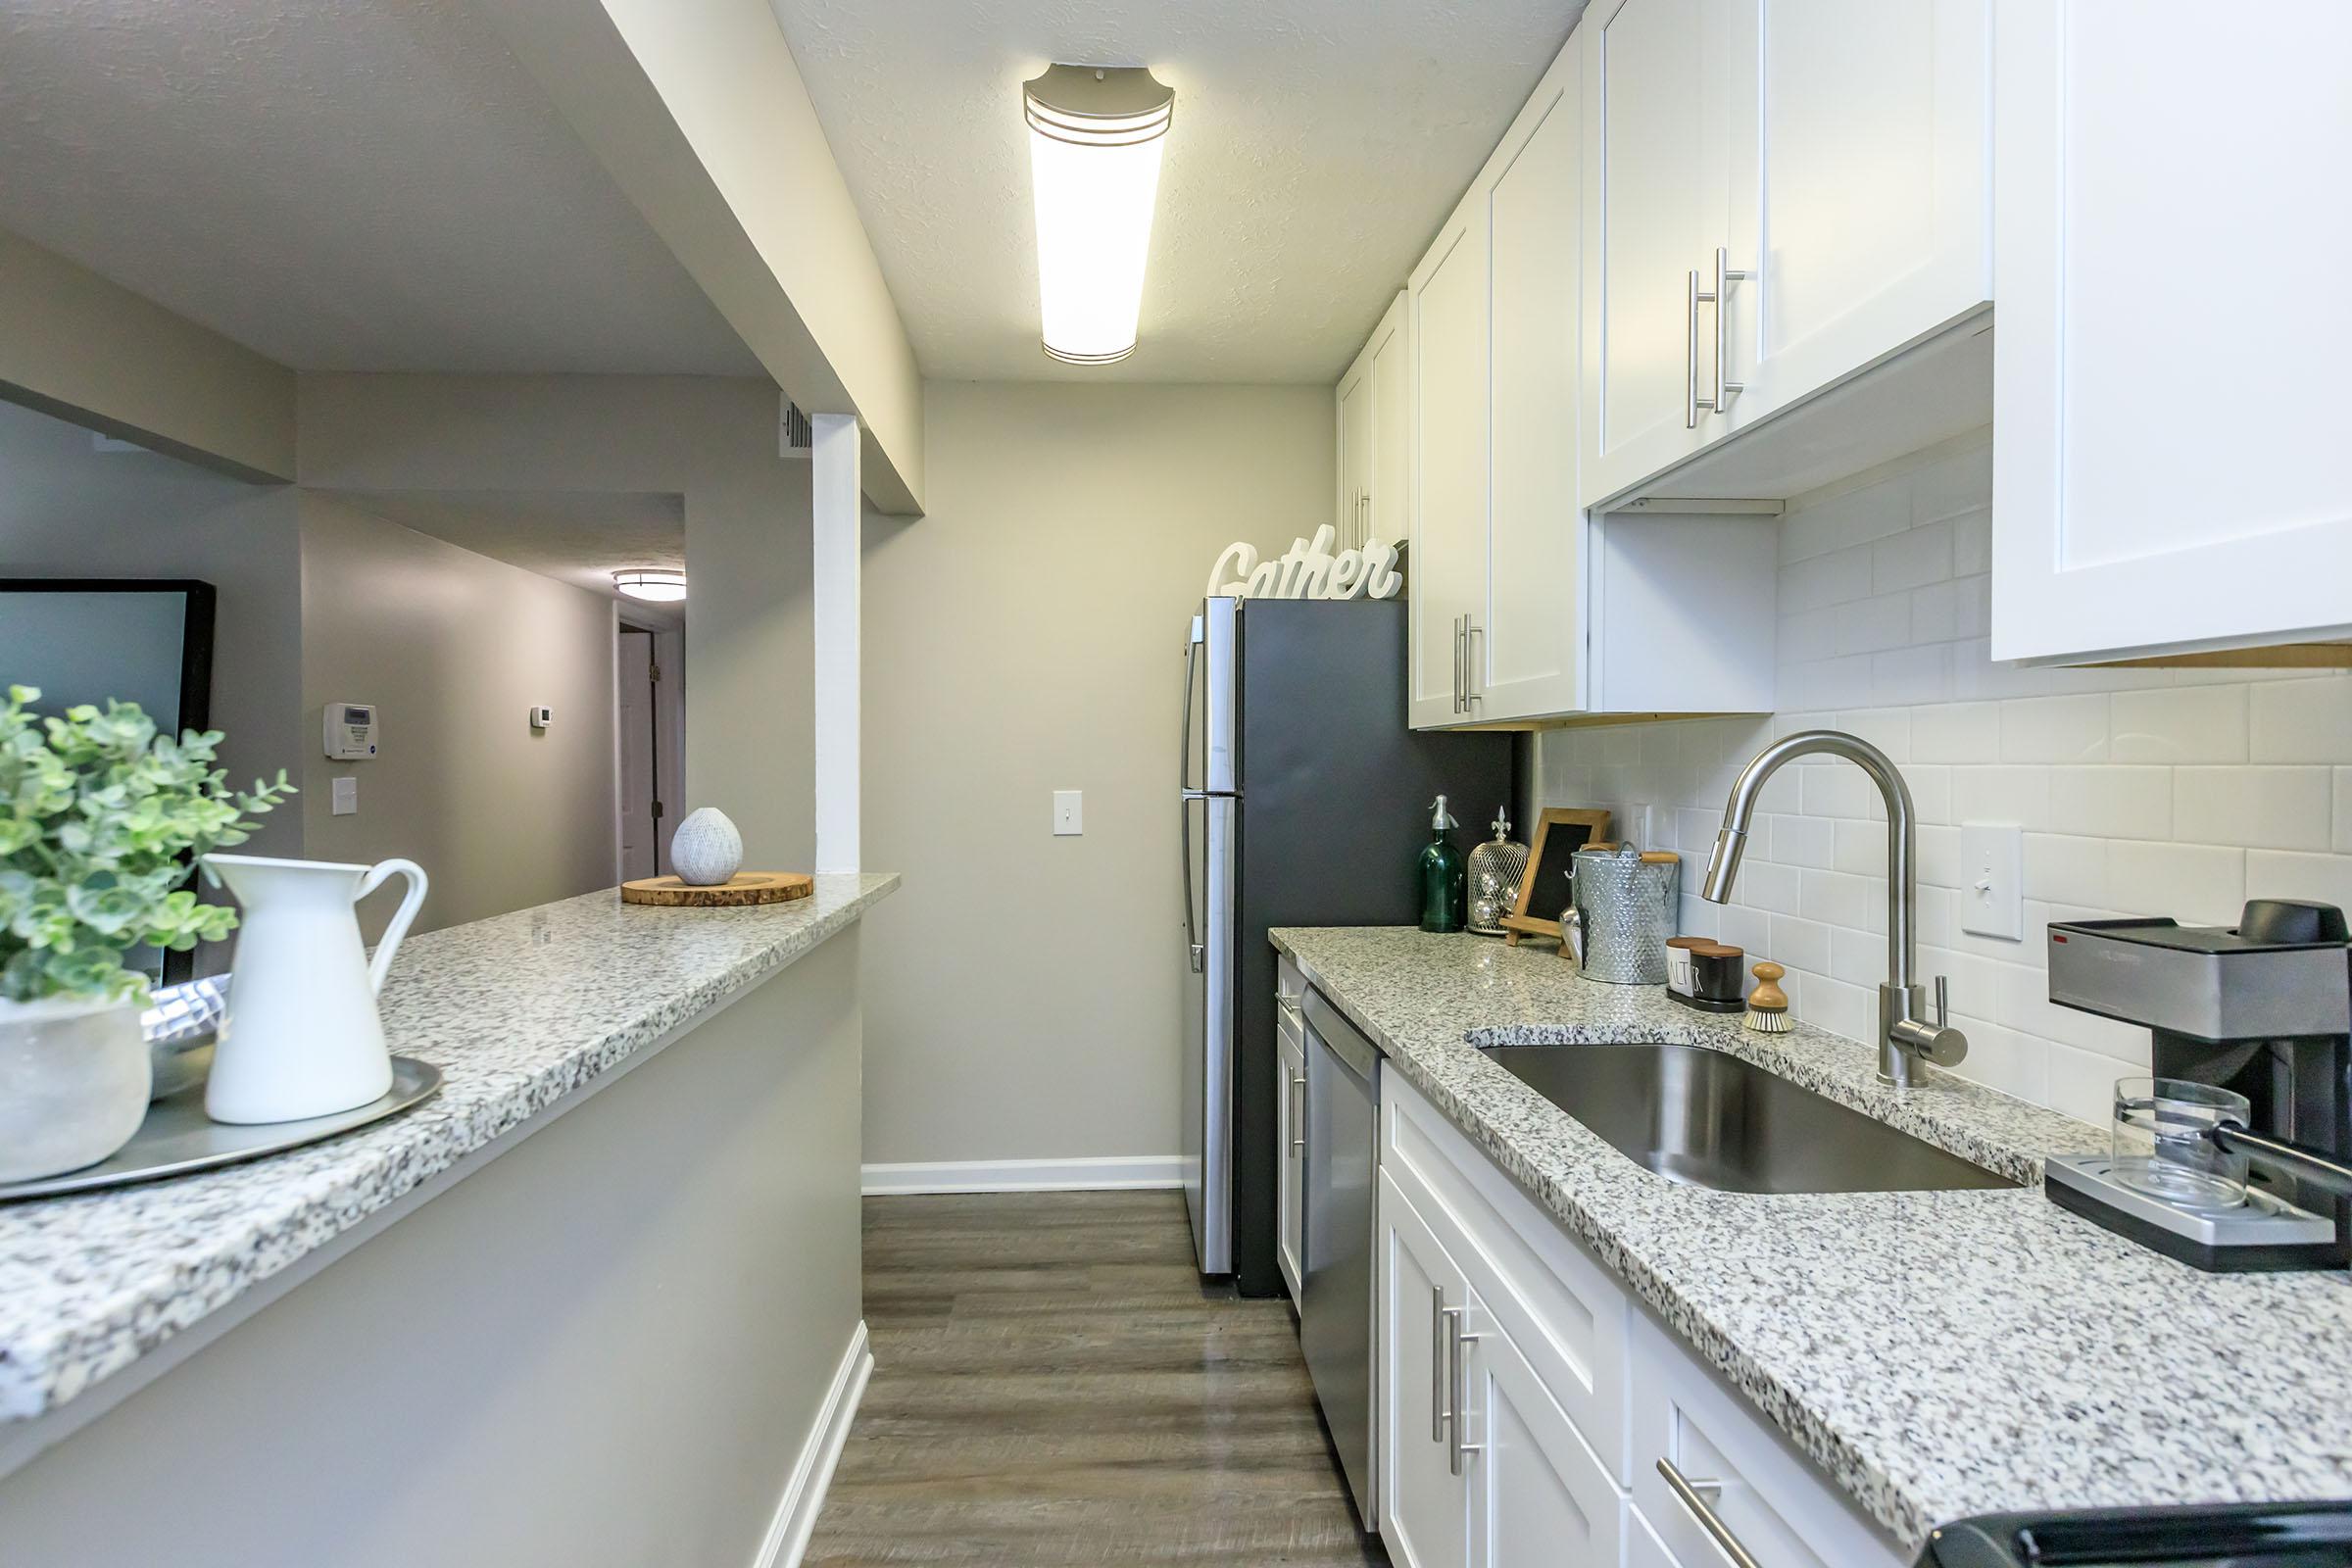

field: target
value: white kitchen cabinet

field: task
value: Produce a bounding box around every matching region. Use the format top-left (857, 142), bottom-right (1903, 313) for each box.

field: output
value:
top-left (1336, 292), bottom-right (1406, 554)
top-left (1378, 1172), bottom-right (1470, 1568)
top-left (1718, 0), bottom-right (1990, 438)
top-left (1581, 0), bottom-right (1990, 511)
top-left (1275, 983), bottom-right (1304, 1303)
top-left (1407, 29), bottom-right (1774, 730)
top-left (1990, 0), bottom-right (2352, 663)
top-left (1579, 0), bottom-right (1728, 508)
top-left (1482, 56), bottom-right (1585, 721)
top-left (1463, 1301), bottom-right (1624, 1568)
top-left (1378, 1070), bottom-right (1911, 1568)
top-left (1406, 189), bottom-right (1494, 730)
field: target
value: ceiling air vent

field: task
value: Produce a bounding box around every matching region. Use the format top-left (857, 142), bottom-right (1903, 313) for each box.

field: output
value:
top-left (779, 400), bottom-right (813, 460)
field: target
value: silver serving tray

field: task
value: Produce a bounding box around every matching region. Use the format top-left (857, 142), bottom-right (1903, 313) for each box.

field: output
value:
top-left (0, 1056), bottom-right (443, 1201)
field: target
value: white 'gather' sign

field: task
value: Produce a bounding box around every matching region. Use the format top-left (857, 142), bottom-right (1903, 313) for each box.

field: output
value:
top-left (1203, 524), bottom-right (1402, 602)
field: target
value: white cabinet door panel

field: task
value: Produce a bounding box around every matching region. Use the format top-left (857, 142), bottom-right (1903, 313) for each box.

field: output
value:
top-left (1991, 0), bottom-right (2352, 662)
top-left (1581, 0), bottom-right (1729, 506)
top-left (1378, 1174), bottom-right (1471, 1568)
top-left (1465, 1298), bottom-right (1624, 1568)
top-left (1368, 295), bottom-right (1409, 554)
top-left (1721, 0), bottom-right (1990, 431)
top-left (1337, 366), bottom-right (1374, 550)
top-left (1485, 62), bottom-right (1586, 720)
top-left (1408, 205), bottom-right (1492, 728)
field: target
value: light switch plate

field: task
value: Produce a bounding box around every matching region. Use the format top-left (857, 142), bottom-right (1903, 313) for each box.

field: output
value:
top-left (330, 776), bottom-right (359, 817)
top-left (1053, 790), bottom-right (1083, 836)
top-left (1960, 822), bottom-right (2023, 941)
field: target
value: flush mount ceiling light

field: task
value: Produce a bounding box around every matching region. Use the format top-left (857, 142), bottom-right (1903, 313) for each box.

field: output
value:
top-left (1023, 63), bottom-right (1174, 366)
top-left (612, 568), bottom-right (687, 604)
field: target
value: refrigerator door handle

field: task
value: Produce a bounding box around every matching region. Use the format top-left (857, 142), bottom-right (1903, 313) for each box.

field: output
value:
top-left (1180, 621), bottom-right (1199, 794)
top-left (1180, 792), bottom-right (1204, 972)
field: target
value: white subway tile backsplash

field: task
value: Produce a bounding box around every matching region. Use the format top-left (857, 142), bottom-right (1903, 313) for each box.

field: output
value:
top-left (1536, 435), bottom-right (2352, 1127)
top-left (2246, 849), bottom-right (2352, 913)
top-left (2250, 676), bottom-right (2352, 762)
top-left (2175, 765), bottom-right (2332, 852)
top-left (1914, 701), bottom-right (2002, 762)
top-left (1950, 765), bottom-right (2050, 826)
top-left (2106, 840), bottom-right (2246, 926)
top-left (2001, 695), bottom-right (2110, 763)
top-left (1872, 517), bottom-right (1953, 594)
top-left (2050, 765), bottom-right (2169, 840)
top-left (2110, 683), bottom-right (2248, 764)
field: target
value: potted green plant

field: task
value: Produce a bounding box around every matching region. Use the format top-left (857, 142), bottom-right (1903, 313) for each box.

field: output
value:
top-left (0, 686), bottom-right (293, 1181)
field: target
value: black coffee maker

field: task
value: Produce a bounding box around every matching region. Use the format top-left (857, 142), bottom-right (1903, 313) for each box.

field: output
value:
top-left (2044, 899), bottom-right (2352, 1271)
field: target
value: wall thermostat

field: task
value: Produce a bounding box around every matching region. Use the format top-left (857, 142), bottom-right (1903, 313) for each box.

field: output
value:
top-left (528, 706), bottom-right (553, 730)
top-left (323, 702), bottom-right (377, 760)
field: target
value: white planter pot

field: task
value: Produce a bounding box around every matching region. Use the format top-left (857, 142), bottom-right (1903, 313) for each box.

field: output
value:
top-left (0, 995), bottom-right (152, 1183)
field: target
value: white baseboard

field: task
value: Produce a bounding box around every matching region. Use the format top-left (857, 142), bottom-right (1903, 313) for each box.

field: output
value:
top-left (860, 1154), bottom-right (1186, 1196)
top-left (754, 1319), bottom-right (872, 1568)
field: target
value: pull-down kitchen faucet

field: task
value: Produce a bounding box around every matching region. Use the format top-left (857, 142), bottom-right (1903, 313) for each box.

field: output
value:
top-left (1700, 730), bottom-right (1967, 1088)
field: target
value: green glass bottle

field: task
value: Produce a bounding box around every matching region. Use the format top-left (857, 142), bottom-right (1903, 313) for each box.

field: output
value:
top-left (1418, 795), bottom-right (1468, 934)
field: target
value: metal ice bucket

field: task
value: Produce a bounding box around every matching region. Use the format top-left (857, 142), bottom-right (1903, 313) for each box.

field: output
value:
top-left (1573, 844), bottom-right (1680, 985)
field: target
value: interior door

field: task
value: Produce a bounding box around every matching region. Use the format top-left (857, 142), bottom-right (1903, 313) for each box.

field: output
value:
top-left (616, 629), bottom-right (658, 881)
top-left (1991, 0), bottom-right (2352, 662)
top-left (1464, 1298), bottom-right (1624, 1567)
top-left (1580, 0), bottom-right (1733, 507)
top-left (1482, 50), bottom-right (1585, 721)
top-left (1719, 0), bottom-right (1990, 434)
top-left (1407, 199), bottom-right (1492, 730)
top-left (1378, 1173), bottom-right (1470, 1568)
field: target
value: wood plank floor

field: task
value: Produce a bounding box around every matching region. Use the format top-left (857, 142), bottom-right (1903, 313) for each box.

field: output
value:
top-left (803, 1190), bottom-right (1388, 1566)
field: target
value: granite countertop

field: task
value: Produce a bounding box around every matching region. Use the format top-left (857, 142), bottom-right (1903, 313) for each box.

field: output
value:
top-left (1272, 925), bottom-right (2352, 1551)
top-left (0, 872), bottom-right (898, 1430)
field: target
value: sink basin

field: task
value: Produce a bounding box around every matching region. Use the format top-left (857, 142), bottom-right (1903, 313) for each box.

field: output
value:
top-left (1481, 1044), bottom-right (2017, 1194)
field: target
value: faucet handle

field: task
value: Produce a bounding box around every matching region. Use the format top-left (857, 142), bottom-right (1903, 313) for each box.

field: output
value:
top-left (1934, 974), bottom-right (1949, 1028)
top-left (1892, 978), bottom-right (1969, 1070)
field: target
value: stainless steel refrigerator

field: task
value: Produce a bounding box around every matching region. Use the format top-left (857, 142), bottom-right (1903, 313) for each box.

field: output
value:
top-left (1180, 594), bottom-right (1513, 1292)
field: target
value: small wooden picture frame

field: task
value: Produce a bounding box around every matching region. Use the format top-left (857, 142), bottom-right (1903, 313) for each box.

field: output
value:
top-left (1501, 808), bottom-right (1612, 949)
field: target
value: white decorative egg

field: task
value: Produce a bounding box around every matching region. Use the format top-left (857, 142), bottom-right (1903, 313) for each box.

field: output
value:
top-left (670, 807), bottom-right (744, 887)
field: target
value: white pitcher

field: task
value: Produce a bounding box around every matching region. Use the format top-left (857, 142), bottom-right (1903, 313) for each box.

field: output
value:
top-left (202, 855), bottom-right (429, 1125)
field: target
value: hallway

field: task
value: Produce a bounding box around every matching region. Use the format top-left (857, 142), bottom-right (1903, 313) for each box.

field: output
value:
top-left (804, 1190), bottom-right (1387, 1566)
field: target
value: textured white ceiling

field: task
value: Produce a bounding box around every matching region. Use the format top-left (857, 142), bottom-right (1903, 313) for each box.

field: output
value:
top-left (0, 0), bottom-right (763, 376)
top-left (340, 489), bottom-right (688, 624)
top-left (768, 0), bottom-right (1587, 383)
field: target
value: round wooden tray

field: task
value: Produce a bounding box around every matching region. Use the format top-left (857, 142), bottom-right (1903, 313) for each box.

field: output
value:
top-left (620, 872), bottom-right (813, 907)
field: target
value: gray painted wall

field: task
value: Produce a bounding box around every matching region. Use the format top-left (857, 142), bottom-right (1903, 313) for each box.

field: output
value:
top-left (858, 380), bottom-right (1333, 1167)
top-left (0, 927), bottom-right (867, 1566)
top-left (298, 493), bottom-right (619, 940)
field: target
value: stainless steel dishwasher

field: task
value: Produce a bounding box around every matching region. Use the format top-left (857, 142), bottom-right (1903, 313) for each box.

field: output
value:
top-left (1299, 986), bottom-right (1378, 1527)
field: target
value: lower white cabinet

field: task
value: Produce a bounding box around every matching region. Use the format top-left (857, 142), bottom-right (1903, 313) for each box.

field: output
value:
top-left (1276, 962), bottom-right (1305, 1302)
top-left (1378, 1070), bottom-right (1910, 1568)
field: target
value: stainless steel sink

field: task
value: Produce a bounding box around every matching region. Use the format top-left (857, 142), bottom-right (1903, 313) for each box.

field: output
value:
top-left (1482, 1044), bottom-right (2017, 1194)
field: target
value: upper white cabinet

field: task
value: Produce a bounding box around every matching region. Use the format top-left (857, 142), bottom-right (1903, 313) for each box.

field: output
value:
top-left (1336, 292), bottom-right (1406, 554)
top-left (1989, 0), bottom-right (2352, 663)
top-left (1581, 0), bottom-right (1991, 510)
top-left (1406, 192), bottom-right (1496, 729)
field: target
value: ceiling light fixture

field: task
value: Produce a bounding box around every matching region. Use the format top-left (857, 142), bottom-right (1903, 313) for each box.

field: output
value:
top-left (1023, 63), bottom-right (1174, 367)
top-left (612, 568), bottom-right (687, 604)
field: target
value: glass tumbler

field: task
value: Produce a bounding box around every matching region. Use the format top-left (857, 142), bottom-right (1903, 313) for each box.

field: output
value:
top-left (2111, 1077), bottom-right (2251, 1210)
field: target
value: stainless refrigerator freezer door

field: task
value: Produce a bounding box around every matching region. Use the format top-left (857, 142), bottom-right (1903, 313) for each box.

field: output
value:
top-left (1180, 790), bottom-right (1236, 1274)
top-left (1183, 598), bottom-right (1238, 797)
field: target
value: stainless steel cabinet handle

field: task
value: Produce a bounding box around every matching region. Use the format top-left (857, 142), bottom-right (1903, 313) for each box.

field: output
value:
top-left (1657, 1457), bottom-right (1762, 1568)
top-left (1465, 619), bottom-right (1484, 707)
top-left (1430, 1285), bottom-right (1448, 1443)
top-left (1702, 245), bottom-right (1759, 416)
top-left (1442, 1304), bottom-right (1483, 1475)
top-left (1289, 1069), bottom-right (1305, 1154)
